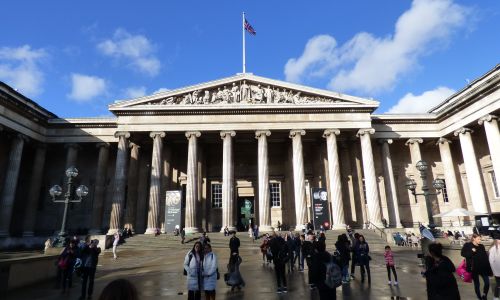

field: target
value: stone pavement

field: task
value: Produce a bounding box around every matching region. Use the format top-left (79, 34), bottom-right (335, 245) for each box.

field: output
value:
top-left (4, 232), bottom-right (480, 300)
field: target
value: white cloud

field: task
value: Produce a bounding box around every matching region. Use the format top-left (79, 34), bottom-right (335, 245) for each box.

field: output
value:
top-left (68, 73), bottom-right (107, 102)
top-left (386, 86), bottom-right (455, 113)
top-left (97, 29), bottom-right (161, 76)
top-left (0, 45), bottom-right (47, 96)
top-left (153, 87), bottom-right (170, 94)
top-left (285, 0), bottom-right (469, 94)
top-left (124, 86), bottom-right (147, 98)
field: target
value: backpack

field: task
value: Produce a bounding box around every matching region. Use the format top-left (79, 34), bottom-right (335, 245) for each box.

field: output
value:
top-left (324, 256), bottom-right (342, 289)
top-left (183, 253), bottom-right (193, 276)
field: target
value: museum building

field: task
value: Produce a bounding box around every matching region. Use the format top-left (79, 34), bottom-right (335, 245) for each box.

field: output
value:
top-left (0, 65), bottom-right (499, 238)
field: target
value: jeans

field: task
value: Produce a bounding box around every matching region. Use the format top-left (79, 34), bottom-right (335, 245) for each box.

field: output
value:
top-left (61, 267), bottom-right (73, 290)
top-left (188, 290), bottom-right (201, 300)
top-left (299, 251), bottom-right (305, 270)
top-left (386, 265), bottom-right (397, 282)
top-left (81, 267), bottom-right (96, 298)
top-left (472, 273), bottom-right (490, 299)
top-left (350, 255), bottom-right (357, 275)
top-left (360, 262), bottom-right (371, 283)
top-left (341, 265), bottom-right (349, 281)
top-left (275, 262), bottom-right (287, 288)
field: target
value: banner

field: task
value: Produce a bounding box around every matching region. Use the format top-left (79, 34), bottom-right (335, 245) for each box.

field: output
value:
top-left (165, 190), bottom-right (182, 233)
top-left (311, 187), bottom-right (331, 230)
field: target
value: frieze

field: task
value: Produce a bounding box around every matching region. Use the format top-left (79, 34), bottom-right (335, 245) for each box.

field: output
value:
top-left (141, 80), bottom-right (345, 106)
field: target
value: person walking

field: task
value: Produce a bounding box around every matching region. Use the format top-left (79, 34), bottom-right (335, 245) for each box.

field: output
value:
top-left (304, 231), bottom-right (316, 287)
top-left (226, 252), bottom-right (245, 291)
top-left (260, 238), bottom-right (270, 264)
top-left (489, 233), bottom-right (500, 300)
top-left (286, 233), bottom-right (296, 272)
top-left (350, 232), bottom-right (360, 279)
top-left (312, 241), bottom-right (337, 300)
top-left (462, 234), bottom-right (493, 300)
top-left (202, 243), bottom-right (218, 300)
top-left (270, 233), bottom-right (289, 293)
top-left (298, 234), bottom-right (306, 272)
top-left (229, 231), bottom-right (240, 255)
top-left (424, 243), bottom-right (460, 300)
top-left (181, 228), bottom-right (186, 244)
top-left (112, 232), bottom-right (120, 260)
top-left (184, 241), bottom-right (204, 300)
top-left (57, 240), bottom-right (77, 294)
top-left (335, 234), bottom-right (351, 284)
top-left (355, 235), bottom-right (371, 284)
top-left (384, 245), bottom-right (398, 286)
top-left (79, 239), bottom-right (101, 300)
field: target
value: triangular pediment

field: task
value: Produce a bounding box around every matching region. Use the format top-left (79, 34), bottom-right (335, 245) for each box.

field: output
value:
top-left (109, 73), bottom-right (378, 111)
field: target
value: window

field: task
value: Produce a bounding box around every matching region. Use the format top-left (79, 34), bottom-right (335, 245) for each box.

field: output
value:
top-left (211, 183), bottom-right (222, 208)
top-left (491, 171), bottom-right (500, 198)
top-left (270, 182), bottom-right (281, 207)
top-left (441, 179), bottom-right (449, 203)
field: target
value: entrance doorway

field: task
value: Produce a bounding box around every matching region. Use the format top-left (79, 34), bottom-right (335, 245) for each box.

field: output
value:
top-left (237, 197), bottom-right (255, 232)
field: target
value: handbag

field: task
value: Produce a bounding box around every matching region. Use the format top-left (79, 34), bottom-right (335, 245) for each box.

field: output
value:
top-left (456, 259), bottom-right (472, 283)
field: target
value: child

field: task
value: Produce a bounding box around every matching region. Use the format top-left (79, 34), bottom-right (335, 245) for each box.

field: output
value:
top-left (384, 245), bottom-right (398, 285)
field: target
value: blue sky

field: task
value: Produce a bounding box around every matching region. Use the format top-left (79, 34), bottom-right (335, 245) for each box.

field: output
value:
top-left (0, 0), bottom-right (498, 117)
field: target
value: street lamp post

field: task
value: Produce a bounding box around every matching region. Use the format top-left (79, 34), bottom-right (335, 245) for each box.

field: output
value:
top-left (49, 166), bottom-right (88, 245)
top-left (405, 160), bottom-right (445, 228)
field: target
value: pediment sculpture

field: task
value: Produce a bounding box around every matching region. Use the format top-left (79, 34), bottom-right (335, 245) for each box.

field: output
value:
top-left (143, 80), bottom-right (344, 106)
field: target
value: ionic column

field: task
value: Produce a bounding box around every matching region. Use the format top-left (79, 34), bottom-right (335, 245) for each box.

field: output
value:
top-left (145, 132), bottom-right (165, 234)
top-left (0, 134), bottom-right (27, 237)
top-left (22, 144), bottom-right (47, 237)
top-left (89, 143), bottom-right (110, 234)
top-left (255, 130), bottom-right (272, 232)
top-left (125, 142), bottom-right (141, 233)
top-left (479, 115), bottom-right (500, 188)
top-left (107, 132), bottom-right (130, 235)
top-left (185, 131), bottom-right (201, 233)
top-left (65, 143), bottom-right (80, 169)
top-left (436, 138), bottom-right (462, 211)
top-left (221, 131), bottom-right (236, 232)
top-left (357, 129), bottom-right (382, 227)
top-left (454, 128), bottom-right (488, 213)
top-left (405, 138), bottom-right (429, 223)
top-left (289, 129), bottom-right (307, 230)
top-left (379, 139), bottom-right (402, 228)
top-left (323, 129), bottom-right (344, 228)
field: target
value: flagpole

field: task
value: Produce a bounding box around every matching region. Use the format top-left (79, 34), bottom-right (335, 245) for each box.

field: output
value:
top-left (242, 12), bottom-right (246, 74)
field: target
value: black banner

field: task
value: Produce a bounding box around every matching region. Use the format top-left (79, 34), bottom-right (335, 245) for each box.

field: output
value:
top-left (165, 190), bottom-right (182, 233)
top-left (311, 187), bottom-right (331, 230)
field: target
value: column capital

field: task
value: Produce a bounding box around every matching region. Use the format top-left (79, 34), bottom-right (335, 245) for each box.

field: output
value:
top-left (255, 130), bottom-right (271, 139)
top-left (114, 131), bottom-right (131, 139)
top-left (220, 130), bottom-right (236, 139)
top-left (128, 142), bottom-right (140, 149)
top-left (453, 127), bottom-right (473, 136)
top-left (149, 131), bottom-right (166, 139)
top-left (96, 142), bottom-right (110, 149)
top-left (436, 137), bottom-right (452, 145)
top-left (478, 114), bottom-right (498, 125)
top-left (378, 139), bottom-right (393, 145)
top-left (405, 138), bottom-right (423, 146)
top-left (322, 129), bottom-right (340, 138)
top-left (356, 128), bottom-right (375, 137)
top-left (15, 133), bottom-right (29, 143)
top-left (185, 131), bottom-right (201, 139)
top-left (289, 129), bottom-right (306, 138)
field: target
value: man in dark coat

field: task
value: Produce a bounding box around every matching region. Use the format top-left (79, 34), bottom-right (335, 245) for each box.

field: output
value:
top-left (229, 231), bottom-right (240, 255)
top-left (312, 241), bottom-right (336, 300)
top-left (79, 239), bottom-right (101, 300)
top-left (461, 234), bottom-right (492, 300)
top-left (269, 233), bottom-right (289, 293)
top-left (425, 243), bottom-right (460, 300)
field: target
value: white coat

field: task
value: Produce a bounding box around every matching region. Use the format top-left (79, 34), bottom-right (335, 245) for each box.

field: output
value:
top-left (489, 246), bottom-right (500, 277)
top-left (202, 252), bottom-right (218, 291)
top-left (184, 251), bottom-right (202, 291)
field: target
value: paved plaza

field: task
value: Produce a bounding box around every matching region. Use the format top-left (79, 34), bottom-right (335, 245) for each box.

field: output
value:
top-left (4, 231), bottom-right (481, 300)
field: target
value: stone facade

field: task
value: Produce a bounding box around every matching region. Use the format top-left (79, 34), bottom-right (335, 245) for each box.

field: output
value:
top-left (0, 67), bottom-right (499, 237)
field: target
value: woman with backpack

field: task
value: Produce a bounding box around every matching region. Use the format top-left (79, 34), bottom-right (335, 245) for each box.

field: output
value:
top-left (312, 241), bottom-right (337, 300)
top-left (462, 234), bottom-right (492, 300)
top-left (57, 240), bottom-right (77, 294)
top-left (184, 241), bottom-right (204, 300)
top-left (355, 235), bottom-right (371, 284)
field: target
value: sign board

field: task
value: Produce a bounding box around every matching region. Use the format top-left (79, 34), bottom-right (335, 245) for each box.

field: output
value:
top-left (311, 187), bottom-right (331, 230)
top-left (165, 190), bottom-right (182, 233)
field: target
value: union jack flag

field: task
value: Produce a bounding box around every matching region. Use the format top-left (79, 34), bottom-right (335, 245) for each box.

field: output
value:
top-left (244, 19), bottom-right (256, 35)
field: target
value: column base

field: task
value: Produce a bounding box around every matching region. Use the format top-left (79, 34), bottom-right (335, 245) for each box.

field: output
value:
top-left (330, 224), bottom-right (346, 230)
top-left (144, 228), bottom-right (159, 234)
top-left (185, 227), bottom-right (199, 234)
top-left (106, 228), bottom-right (119, 235)
top-left (259, 225), bottom-right (274, 232)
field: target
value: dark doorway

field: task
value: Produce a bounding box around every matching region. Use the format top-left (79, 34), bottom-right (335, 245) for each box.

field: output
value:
top-left (237, 197), bottom-right (255, 231)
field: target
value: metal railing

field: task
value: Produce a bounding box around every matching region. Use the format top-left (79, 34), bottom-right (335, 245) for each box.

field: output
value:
top-left (369, 221), bottom-right (388, 242)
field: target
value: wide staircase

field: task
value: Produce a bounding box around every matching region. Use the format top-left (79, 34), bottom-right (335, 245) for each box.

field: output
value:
top-left (116, 228), bottom-right (388, 252)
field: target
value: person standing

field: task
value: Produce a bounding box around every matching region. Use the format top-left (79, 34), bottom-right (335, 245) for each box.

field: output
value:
top-left (58, 240), bottom-right (77, 293)
top-left (229, 231), bottom-right (240, 255)
top-left (489, 233), bottom-right (500, 300)
top-left (286, 233), bottom-right (296, 272)
top-left (335, 234), bottom-right (351, 283)
top-left (355, 235), bottom-right (371, 284)
top-left (260, 238), bottom-right (270, 264)
top-left (350, 232), bottom-right (360, 279)
top-left (462, 234), bottom-right (493, 300)
top-left (226, 252), bottom-right (245, 291)
top-left (270, 233), bottom-right (288, 293)
top-left (384, 245), bottom-right (398, 286)
top-left (312, 241), bottom-right (337, 300)
top-left (424, 243), bottom-right (460, 300)
top-left (202, 243), bottom-right (218, 300)
top-left (184, 242), bottom-right (204, 300)
top-left (181, 228), bottom-right (186, 244)
top-left (112, 232), bottom-right (120, 259)
top-left (79, 239), bottom-right (101, 300)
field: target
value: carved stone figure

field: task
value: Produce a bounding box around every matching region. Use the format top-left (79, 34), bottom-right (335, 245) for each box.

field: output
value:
top-left (216, 87), bottom-right (224, 102)
top-left (231, 83), bottom-right (240, 103)
top-left (203, 91), bottom-right (210, 104)
top-left (222, 86), bottom-right (230, 103)
top-left (241, 80), bottom-right (250, 103)
top-left (251, 84), bottom-right (263, 103)
top-left (211, 89), bottom-right (218, 103)
top-left (292, 92), bottom-right (301, 104)
top-left (264, 85), bottom-right (273, 104)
